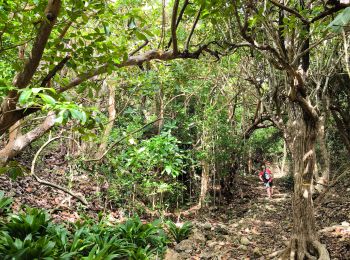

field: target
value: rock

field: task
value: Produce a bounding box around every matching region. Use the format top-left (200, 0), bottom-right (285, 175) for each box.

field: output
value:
top-left (164, 248), bottom-right (182, 260)
top-left (203, 222), bottom-right (212, 230)
top-left (206, 239), bottom-right (217, 248)
top-left (175, 239), bottom-right (194, 253)
top-left (189, 228), bottom-right (206, 244)
top-left (215, 224), bottom-right (230, 235)
top-left (238, 245), bottom-right (248, 251)
top-left (240, 236), bottom-right (250, 245)
top-left (253, 247), bottom-right (262, 257)
top-left (200, 250), bottom-right (215, 259)
top-left (341, 221), bottom-right (349, 226)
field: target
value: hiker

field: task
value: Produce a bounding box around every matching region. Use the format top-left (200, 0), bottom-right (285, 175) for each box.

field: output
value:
top-left (259, 161), bottom-right (273, 198)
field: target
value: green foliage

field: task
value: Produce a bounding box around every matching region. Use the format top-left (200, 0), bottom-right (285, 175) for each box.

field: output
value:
top-left (166, 220), bottom-right (193, 243)
top-left (0, 191), bottom-right (12, 215)
top-left (0, 161), bottom-right (25, 180)
top-left (3, 208), bottom-right (50, 240)
top-left (0, 196), bottom-right (170, 259)
top-left (328, 7), bottom-right (350, 33)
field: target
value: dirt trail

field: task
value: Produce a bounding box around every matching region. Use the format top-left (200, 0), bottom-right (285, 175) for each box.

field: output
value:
top-left (166, 176), bottom-right (350, 259)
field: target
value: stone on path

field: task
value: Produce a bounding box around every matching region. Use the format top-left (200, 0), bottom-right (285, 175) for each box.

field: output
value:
top-left (164, 248), bottom-right (182, 260)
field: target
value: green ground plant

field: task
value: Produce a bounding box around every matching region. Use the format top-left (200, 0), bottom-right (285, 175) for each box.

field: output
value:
top-left (0, 194), bottom-right (169, 260)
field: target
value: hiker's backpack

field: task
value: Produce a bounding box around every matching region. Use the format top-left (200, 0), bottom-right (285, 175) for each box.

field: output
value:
top-left (263, 171), bottom-right (271, 182)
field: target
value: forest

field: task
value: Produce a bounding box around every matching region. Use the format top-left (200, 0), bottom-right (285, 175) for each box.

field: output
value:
top-left (0, 0), bottom-right (350, 259)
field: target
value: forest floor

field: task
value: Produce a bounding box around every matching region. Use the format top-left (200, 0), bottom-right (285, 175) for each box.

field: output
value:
top-left (165, 176), bottom-right (350, 259)
top-left (1, 165), bottom-right (350, 259)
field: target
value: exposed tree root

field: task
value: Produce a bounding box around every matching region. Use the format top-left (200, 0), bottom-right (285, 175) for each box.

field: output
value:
top-left (311, 240), bottom-right (330, 260)
top-left (275, 238), bottom-right (330, 260)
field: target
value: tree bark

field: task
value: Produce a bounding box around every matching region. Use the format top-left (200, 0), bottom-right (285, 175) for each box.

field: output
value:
top-left (198, 160), bottom-right (209, 208)
top-left (97, 82), bottom-right (116, 158)
top-left (282, 107), bottom-right (329, 259)
top-left (315, 116), bottom-right (330, 193)
top-left (0, 112), bottom-right (56, 166)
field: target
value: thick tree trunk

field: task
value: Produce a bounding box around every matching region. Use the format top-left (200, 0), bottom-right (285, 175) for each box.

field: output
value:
top-left (282, 110), bottom-right (329, 259)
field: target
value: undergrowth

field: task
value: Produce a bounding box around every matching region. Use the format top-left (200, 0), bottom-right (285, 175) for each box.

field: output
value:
top-left (0, 192), bottom-right (191, 260)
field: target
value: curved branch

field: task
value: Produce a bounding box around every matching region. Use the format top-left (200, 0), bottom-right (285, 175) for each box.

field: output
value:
top-left (30, 136), bottom-right (88, 206)
top-left (269, 0), bottom-right (309, 24)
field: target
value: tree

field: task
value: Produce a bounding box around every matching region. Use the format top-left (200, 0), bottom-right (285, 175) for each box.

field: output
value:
top-left (227, 1), bottom-right (350, 258)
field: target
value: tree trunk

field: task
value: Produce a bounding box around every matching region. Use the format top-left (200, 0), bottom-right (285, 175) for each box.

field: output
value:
top-left (198, 126), bottom-right (210, 209)
top-left (283, 109), bottom-right (329, 259)
top-left (97, 83), bottom-right (116, 158)
top-left (198, 160), bottom-right (209, 208)
top-left (315, 116), bottom-right (330, 193)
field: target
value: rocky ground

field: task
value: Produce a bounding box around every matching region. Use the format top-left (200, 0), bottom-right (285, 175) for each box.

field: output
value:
top-left (164, 177), bottom-right (350, 260)
top-left (1, 168), bottom-right (349, 259)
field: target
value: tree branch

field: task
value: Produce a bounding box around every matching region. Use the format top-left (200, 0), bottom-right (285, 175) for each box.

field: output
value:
top-left (311, 3), bottom-right (350, 23)
top-left (129, 40), bottom-right (149, 56)
top-left (269, 0), bottom-right (309, 24)
top-left (167, 0), bottom-right (189, 50)
top-left (13, 0), bottom-right (61, 89)
top-left (170, 0), bottom-right (180, 54)
top-left (41, 55), bottom-right (70, 87)
top-left (0, 112), bottom-right (56, 166)
top-left (185, 6), bottom-right (203, 51)
top-left (0, 0), bottom-right (61, 136)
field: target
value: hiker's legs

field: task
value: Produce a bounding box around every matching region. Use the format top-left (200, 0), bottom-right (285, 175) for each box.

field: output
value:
top-left (265, 182), bottom-right (272, 198)
top-left (267, 187), bottom-right (272, 198)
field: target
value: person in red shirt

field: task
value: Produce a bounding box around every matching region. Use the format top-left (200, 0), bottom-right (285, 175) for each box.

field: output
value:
top-left (259, 161), bottom-right (273, 198)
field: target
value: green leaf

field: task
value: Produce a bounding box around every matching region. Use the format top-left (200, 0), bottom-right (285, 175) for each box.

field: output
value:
top-left (165, 165), bottom-right (172, 174)
top-left (39, 94), bottom-right (56, 105)
top-left (134, 31), bottom-right (148, 41)
top-left (328, 7), bottom-right (350, 33)
top-left (19, 89), bottom-right (32, 105)
top-left (8, 167), bottom-right (24, 180)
